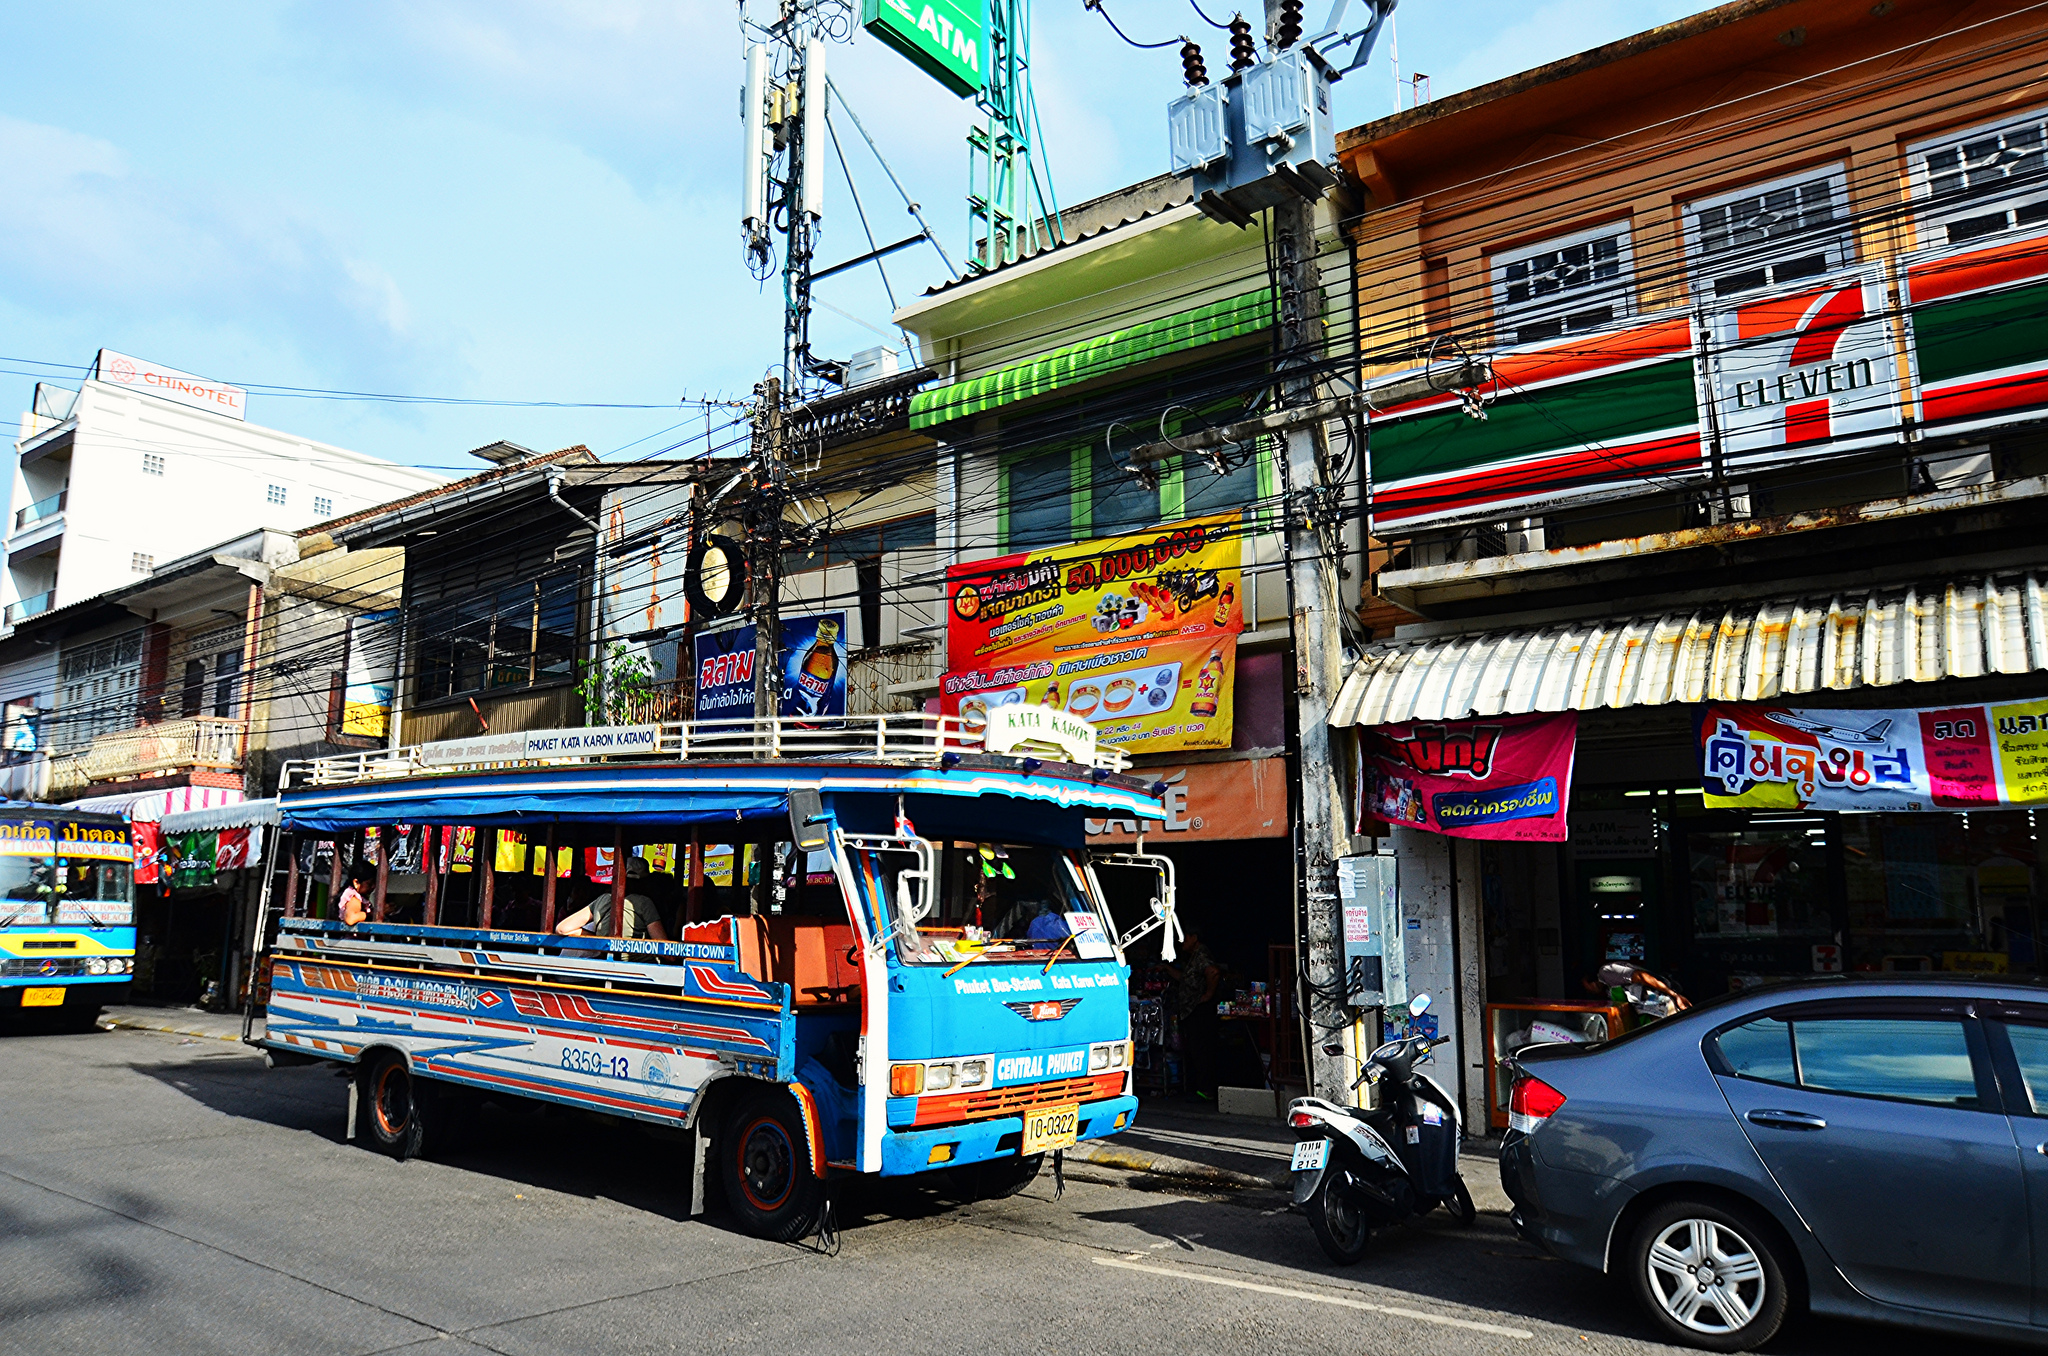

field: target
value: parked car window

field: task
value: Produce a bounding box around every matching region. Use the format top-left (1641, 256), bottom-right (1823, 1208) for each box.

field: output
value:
top-left (1793, 1018), bottom-right (1978, 1107)
top-left (1715, 1013), bottom-right (1981, 1106)
top-left (1715, 1016), bottom-right (1795, 1082)
top-left (2002, 1023), bottom-right (2048, 1114)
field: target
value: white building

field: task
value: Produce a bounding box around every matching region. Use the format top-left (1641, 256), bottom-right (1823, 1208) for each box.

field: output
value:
top-left (8, 350), bottom-right (445, 630)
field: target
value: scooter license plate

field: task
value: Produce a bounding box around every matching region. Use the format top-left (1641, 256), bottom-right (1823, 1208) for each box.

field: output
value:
top-left (1290, 1139), bottom-right (1330, 1172)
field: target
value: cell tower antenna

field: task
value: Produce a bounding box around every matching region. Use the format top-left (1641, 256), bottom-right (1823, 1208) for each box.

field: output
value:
top-left (968, 0), bottom-right (1060, 272)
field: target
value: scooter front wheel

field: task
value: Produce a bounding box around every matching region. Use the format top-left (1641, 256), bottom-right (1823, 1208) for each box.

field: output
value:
top-left (1306, 1173), bottom-right (1372, 1265)
top-left (1448, 1176), bottom-right (1477, 1226)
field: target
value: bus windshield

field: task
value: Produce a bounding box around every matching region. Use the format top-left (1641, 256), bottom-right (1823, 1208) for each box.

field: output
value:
top-left (0, 853), bottom-right (51, 926)
top-left (893, 842), bottom-right (1100, 965)
top-left (0, 818), bottom-right (136, 926)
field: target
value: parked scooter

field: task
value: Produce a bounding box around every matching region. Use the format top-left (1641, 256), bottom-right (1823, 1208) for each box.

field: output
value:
top-left (1286, 994), bottom-right (1476, 1264)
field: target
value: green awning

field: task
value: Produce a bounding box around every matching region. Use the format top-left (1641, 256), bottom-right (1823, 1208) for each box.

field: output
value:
top-left (909, 288), bottom-right (1275, 429)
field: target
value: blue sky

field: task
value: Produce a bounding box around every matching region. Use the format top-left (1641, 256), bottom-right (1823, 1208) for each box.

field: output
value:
top-left (2, 0), bottom-right (1696, 476)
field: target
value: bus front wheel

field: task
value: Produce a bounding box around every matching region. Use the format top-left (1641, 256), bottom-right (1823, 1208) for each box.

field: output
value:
top-left (720, 1092), bottom-right (823, 1242)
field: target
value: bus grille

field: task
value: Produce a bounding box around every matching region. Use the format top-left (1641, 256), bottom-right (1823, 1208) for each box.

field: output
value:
top-left (912, 1072), bottom-right (1127, 1127)
top-left (3, 958), bottom-right (86, 978)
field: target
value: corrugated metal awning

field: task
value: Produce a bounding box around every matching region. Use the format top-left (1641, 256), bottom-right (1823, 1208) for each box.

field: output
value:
top-left (159, 798), bottom-right (278, 835)
top-left (1332, 572), bottom-right (2048, 726)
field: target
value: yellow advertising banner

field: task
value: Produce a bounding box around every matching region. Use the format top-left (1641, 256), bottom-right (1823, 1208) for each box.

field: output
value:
top-left (942, 514), bottom-right (1243, 753)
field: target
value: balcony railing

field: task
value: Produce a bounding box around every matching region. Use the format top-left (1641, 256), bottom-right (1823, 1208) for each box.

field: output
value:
top-left (13, 490), bottom-right (65, 532)
top-left (5, 591), bottom-right (54, 625)
top-left (611, 678), bottom-right (691, 725)
top-left (47, 717), bottom-right (248, 794)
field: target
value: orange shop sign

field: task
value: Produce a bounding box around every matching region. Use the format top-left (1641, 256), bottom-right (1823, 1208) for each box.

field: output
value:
top-left (1086, 757), bottom-right (1288, 843)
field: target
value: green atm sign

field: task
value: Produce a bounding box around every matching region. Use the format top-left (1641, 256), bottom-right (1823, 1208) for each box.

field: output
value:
top-left (862, 0), bottom-right (987, 98)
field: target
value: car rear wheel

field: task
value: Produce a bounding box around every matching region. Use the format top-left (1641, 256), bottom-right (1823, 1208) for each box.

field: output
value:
top-left (1306, 1173), bottom-right (1372, 1265)
top-left (1628, 1200), bottom-right (1789, 1352)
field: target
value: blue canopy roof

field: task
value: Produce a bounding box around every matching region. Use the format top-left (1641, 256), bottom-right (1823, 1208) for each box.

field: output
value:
top-left (278, 759), bottom-right (1166, 837)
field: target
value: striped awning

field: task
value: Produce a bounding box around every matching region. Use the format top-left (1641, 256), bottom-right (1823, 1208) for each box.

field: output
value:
top-left (62, 784), bottom-right (246, 824)
top-left (1332, 571), bottom-right (2048, 726)
top-left (908, 289), bottom-right (1274, 429)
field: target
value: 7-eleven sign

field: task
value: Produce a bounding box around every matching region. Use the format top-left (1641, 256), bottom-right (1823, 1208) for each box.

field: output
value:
top-left (1709, 270), bottom-right (1905, 466)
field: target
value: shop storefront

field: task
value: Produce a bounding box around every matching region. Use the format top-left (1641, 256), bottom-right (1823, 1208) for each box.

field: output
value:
top-left (1334, 572), bottom-right (2048, 1131)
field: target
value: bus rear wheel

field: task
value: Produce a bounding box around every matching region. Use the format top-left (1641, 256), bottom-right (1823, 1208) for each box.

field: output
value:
top-left (720, 1092), bottom-right (823, 1242)
top-left (359, 1053), bottom-right (432, 1160)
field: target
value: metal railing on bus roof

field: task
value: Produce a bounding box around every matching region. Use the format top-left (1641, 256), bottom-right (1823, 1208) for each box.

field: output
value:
top-left (279, 713), bottom-right (1132, 790)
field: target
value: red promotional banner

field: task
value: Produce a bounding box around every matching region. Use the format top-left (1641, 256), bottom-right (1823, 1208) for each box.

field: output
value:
top-left (1356, 711), bottom-right (1578, 841)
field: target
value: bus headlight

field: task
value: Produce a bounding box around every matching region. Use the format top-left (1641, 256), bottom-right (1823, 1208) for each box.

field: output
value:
top-left (84, 958), bottom-right (106, 975)
top-left (925, 1061), bottom-right (955, 1091)
top-left (957, 1059), bottom-right (987, 1088)
top-left (1089, 1043), bottom-right (1111, 1071)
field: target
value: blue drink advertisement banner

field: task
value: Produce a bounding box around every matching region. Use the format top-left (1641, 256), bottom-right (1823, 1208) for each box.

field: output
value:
top-left (694, 613), bottom-right (847, 720)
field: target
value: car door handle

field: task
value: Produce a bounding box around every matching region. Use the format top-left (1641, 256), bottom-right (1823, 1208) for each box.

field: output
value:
top-left (1746, 1109), bottom-right (1827, 1131)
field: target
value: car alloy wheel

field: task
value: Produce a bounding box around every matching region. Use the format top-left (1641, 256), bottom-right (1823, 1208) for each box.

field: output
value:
top-left (1644, 1216), bottom-right (1768, 1335)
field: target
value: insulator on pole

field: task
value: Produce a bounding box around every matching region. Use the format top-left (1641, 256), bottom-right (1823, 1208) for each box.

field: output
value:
top-left (1228, 15), bottom-right (1256, 71)
top-left (1275, 0), bottom-right (1303, 49)
top-left (1180, 40), bottom-right (1208, 87)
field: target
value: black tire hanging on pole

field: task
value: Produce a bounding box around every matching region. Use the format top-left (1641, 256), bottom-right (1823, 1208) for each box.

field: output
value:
top-left (685, 534), bottom-right (748, 620)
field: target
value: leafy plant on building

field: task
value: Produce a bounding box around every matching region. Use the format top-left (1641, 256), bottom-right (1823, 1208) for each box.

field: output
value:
top-left (576, 645), bottom-right (667, 725)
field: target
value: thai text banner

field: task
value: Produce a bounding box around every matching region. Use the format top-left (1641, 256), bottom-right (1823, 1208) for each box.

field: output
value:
top-left (1701, 700), bottom-right (2048, 811)
top-left (1356, 711), bottom-right (1578, 841)
top-left (942, 515), bottom-right (1243, 754)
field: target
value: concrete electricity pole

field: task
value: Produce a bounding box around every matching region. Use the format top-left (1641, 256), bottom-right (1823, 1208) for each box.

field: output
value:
top-left (1267, 191), bottom-right (1356, 1104)
top-left (751, 376), bottom-right (786, 731)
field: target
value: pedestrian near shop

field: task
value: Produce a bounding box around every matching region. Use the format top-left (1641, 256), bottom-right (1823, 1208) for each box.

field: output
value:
top-left (1167, 927), bottom-right (1222, 1099)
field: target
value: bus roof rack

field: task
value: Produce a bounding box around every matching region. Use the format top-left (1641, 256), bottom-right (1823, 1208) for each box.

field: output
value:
top-left (280, 713), bottom-right (1132, 790)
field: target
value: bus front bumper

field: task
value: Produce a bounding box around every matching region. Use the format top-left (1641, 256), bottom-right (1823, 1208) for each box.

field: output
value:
top-left (2, 979), bottom-right (129, 1010)
top-left (880, 1093), bottom-right (1138, 1176)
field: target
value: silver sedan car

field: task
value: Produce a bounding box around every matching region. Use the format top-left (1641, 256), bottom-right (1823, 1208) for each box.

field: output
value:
top-left (1500, 975), bottom-right (2048, 1351)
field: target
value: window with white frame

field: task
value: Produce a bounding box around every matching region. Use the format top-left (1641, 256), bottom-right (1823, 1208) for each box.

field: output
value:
top-left (1687, 167), bottom-right (1852, 296)
top-left (130, 552), bottom-right (153, 573)
top-left (1492, 222), bottom-right (1634, 346)
top-left (313, 495), bottom-right (333, 517)
top-left (142, 453), bottom-right (164, 475)
top-left (266, 484), bottom-right (287, 506)
top-left (1912, 110), bottom-right (2048, 248)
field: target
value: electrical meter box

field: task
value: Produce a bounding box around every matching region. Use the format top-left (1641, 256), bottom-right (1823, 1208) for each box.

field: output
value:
top-left (1337, 854), bottom-right (1406, 1009)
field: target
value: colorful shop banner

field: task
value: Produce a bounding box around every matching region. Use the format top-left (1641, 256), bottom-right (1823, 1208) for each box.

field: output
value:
top-left (1701, 700), bottom-right (2048, 810)
top-left (942, 514), bottom-right (1242, 753)
top-left (1356, 711), bottom-right (1578, 841)
top-left (692, 613), bottom-right (848, 721)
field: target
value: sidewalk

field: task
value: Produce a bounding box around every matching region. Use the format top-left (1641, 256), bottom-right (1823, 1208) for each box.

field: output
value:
top-left (100, 1003), bottom-right (250, 1043)
top-left (1068, 1096), bottom-right (1510, 1208)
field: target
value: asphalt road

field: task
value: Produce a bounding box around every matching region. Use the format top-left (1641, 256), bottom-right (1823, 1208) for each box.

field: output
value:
top-left (0, 1023), bottom-right (2009, 1355)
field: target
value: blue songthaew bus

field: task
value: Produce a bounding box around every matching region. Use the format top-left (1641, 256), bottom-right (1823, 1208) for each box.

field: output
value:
top-left (248, 711), bottom-right (1177, 1239)
top-left (0, 807), bottom-right (137, 1028)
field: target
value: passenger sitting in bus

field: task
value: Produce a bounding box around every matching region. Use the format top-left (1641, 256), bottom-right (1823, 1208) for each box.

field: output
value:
top-left (554, 858), bottom-right (671, 940)
top-left (338, 861), bottom-right (376, 925)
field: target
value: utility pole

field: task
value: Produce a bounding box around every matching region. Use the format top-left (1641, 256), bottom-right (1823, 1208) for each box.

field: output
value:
top-left (1271, 187), bottom-right (1354, 1105)
top-left (751, 376), bottom-right (786, 732)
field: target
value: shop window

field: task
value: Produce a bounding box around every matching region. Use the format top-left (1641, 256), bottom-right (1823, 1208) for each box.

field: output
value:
top-left (1491, 222), bottom-right (1633, 347)
top-left (1913, 110), bottom-right (2048, 247)
top-left (1175, 442), bottom-right (1262, 519)
top-left (57, 632), bottom-right (144, 748)
top-left (413, 571), bottom-right (582, 703)
top-left (1003, 448), bottom-right (1073, 549)
top-left (1686, 168), bottom-right (1851, 297)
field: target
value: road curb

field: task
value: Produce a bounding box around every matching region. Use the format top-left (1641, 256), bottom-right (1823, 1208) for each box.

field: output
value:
top-left (100, 1013), bottom-right (244, 1043)
top-left (1064, 1140), bottom-right (1286, 1191)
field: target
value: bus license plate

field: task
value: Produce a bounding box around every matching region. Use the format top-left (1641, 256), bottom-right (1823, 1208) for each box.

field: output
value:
top-left (1291, 1139), bottom-right (1330, 1172)
top-left (1022, 1102), bottom-right (1080, 1154)
top-left (20, 987), bottom-right (65, 1007)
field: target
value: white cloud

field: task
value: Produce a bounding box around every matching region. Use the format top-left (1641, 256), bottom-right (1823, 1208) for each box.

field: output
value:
top-left (0, 114), bottom-right (449, 392)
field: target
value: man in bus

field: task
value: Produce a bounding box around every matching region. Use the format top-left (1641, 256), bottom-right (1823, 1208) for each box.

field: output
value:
top-left (554, 857), bottom-right (670, 941)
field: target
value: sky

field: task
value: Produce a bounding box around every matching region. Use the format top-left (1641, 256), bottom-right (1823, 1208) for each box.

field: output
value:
top-left (1, 0), bottom-right (1700, 478)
